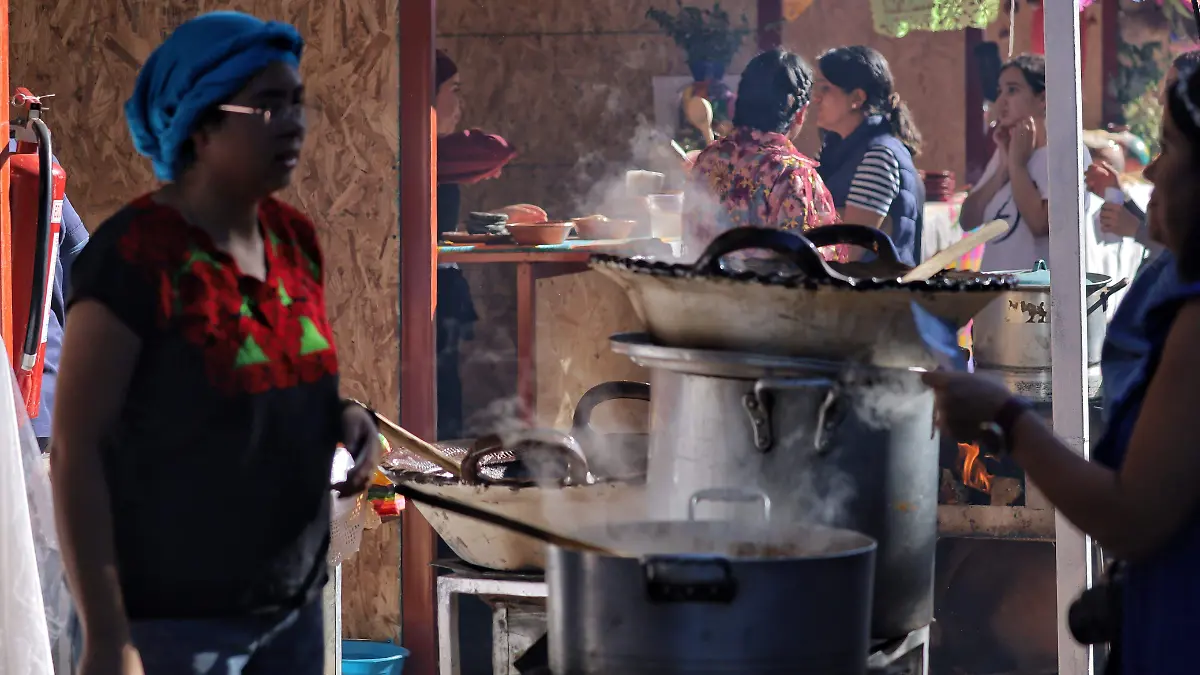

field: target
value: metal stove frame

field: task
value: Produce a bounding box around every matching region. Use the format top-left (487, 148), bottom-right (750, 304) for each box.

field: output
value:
top-left (436, 572), bottom-right (547, 675)
top-left (869, 626), bottom-right (930, 675)
top-left (435, 563), bottom-right (930, 675)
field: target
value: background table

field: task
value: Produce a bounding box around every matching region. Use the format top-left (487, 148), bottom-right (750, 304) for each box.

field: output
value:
top-left (439, 238), bottom-right (672, 424)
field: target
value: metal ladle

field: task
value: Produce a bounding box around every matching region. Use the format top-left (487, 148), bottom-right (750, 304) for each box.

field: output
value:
top-left (369, 408), bottom-right (464, 479)
top-left (392, 482), bottom-right (622, 556)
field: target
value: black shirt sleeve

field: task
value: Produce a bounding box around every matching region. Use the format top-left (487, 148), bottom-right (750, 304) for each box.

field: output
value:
top-left (67, 212), bottom-right (158, 338)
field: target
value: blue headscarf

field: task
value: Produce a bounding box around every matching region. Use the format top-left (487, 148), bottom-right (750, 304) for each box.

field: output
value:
top-left (125, 11), bottom-right (304, 181)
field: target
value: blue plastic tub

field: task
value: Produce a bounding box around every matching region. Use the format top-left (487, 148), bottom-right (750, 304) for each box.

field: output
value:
top-left (341, 640), bottom-right (410, 675)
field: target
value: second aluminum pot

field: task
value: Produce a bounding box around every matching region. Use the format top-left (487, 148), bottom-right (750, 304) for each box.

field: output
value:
top-left (971, 261), bottom-right (1128, 369)
top-left (612, 332), bottom-right (938, 639)
top-left (549, 489), bottom-right (877, 675)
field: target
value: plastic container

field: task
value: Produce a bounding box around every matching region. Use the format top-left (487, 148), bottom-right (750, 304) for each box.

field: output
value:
top-left (342, 640), bottom-right (410, 675)
top-left (625, 170), bottom-right (665, 197)
top-left (646, 193), bottom-right (683, 239)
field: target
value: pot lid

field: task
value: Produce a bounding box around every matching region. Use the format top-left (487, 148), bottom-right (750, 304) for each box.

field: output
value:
top-left (1009, 260), bottom-right (1052, 286)
top-left (993, 260), bottom-right (1111, 291)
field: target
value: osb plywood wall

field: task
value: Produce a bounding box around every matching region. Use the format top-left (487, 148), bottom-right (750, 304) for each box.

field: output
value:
top-left (438, 0), bottom-right (760, 221)
top-left (10, 0), bottom-right (402, 641)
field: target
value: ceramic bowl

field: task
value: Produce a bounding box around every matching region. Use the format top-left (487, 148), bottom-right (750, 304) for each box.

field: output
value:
top-left (573, 216), bottom-right (636, 241)
top-left (507, 222), bottom-right (574, 246)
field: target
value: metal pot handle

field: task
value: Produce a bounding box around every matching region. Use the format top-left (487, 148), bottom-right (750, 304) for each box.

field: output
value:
top-left (801, 224), bottom-right (904, 266)
top-left (742, 378), bottom-right (842, 454)
top-left (687, 487), bottom-right (772, 522)
top-left (569, 380), bottom-right (651, 437)
top-left (460, 429), bottom-right (593, 487)
top-left (691, 227), bottom-right (851, 282)
top-left (643, 556), bottom-right (738, 604)
top-left (1087, 277), bottom-right (1130, 316)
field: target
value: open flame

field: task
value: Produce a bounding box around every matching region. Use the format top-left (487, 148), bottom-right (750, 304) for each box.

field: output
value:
top-left (958, 442), bottom-right (994, 493)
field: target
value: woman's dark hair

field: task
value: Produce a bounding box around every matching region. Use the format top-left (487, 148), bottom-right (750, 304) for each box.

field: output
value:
top-left (436, 50), bottom-right (458, 92)
top-left (174, 106), bottom-right (226, 177)
top-left (732, 49), bottom-right (813, 135)
top-left (1174, 50), bottom-right (1200, 74)
top-left (1165, 62), bottom-right (1200, 280)
top-left (817, 45), bottom-right (922, 156)
top-left (1001, 53), bottom-right (1047, 96)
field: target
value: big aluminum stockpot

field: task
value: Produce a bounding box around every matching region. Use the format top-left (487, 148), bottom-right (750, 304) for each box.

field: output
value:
top-left (611, 333), bottom-right (938, 639)
top-left (971, 261), bottom-right (1128, 369)
top-left (549, 489), bottom-right (877, 675)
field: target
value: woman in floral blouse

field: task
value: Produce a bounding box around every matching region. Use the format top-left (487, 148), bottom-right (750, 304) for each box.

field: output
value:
top-left (683, 48), bottom-right (839, 259)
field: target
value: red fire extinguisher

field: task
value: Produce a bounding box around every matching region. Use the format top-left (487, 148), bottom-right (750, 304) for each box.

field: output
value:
top-left (9, 87), bottom-right (67, 420)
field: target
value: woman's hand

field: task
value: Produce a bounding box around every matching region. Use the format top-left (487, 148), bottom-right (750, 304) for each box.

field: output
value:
top-left (1007, 117), bottom-right (1037, 170)
top-left (1084, 161), bottom-right (1122, 197)
top-left (1099, 202), bottom-right (1140, 238)
top-left (921, 371), bottom-right (1014, 442)
top-left (461, 166), bottom-right (504, 185)
top-left (991, 126), bottom-right (1011, 181)
top-left (80, 641), bottom-right (144, 675)
top-left (335, 402), bottom-right (382, 496)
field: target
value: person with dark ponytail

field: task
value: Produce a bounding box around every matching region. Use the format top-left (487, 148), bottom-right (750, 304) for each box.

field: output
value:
top-left (924, 61), bottom-right (1200, 675)
top-left (813, 45), bottom-right (925, 265)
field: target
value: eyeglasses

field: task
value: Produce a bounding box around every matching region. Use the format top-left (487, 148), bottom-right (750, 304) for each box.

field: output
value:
top-left (218, 102), bottom-right (311, 125)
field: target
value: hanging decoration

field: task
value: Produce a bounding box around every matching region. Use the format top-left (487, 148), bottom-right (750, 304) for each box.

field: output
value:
top-left (869, 0), bottom-right (1001, 38)
top-left (1155, 0), bottom-right (1200, 40)
top-left (783, 0), bottom-right (815, 22)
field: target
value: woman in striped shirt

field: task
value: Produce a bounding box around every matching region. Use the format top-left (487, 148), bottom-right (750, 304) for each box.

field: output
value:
top-left (813, 46), bottom-right (925, 265)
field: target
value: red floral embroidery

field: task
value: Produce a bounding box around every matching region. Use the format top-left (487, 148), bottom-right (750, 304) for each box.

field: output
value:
top-left (116, 194), bottom-right (339, 396)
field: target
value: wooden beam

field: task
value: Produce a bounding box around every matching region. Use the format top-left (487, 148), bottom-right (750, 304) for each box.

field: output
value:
top-left (757, 0), bottom-right (782, 51)
top-left (963, 28), bottom-right (992, 187)
top-left (398, 0), bottom-right (438, 671)
top-left (0, 0), bottom-right (12, 353)
top-left (1101, 0), bottom-right (1120, 124)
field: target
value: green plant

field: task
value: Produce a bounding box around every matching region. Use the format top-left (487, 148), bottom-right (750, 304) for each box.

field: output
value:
top-left (1125, 87), bottom-right (1165, 156)
top-left (646, 1), bottom-right (751, 66)
top-left (1108, 39), bottom-right (1165, 153)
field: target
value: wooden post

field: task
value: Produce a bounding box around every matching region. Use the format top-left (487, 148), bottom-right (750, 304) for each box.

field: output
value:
top-left (0, 0), bottom-right (12, 352)
top-left (323, 565), bottom-right (342, 675)
top-left (398, 0), bottom-right (438, 672)
top-left (1043, 3), bottom-right (1094, 675)
top-left (757, 0), bottom-right (783, 51)
top-left (1100, 0), bottom-right (1120, 124)
top-left (963, 28), bottom-right (992, 186)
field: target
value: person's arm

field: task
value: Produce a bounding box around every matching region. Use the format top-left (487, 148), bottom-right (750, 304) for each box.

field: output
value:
top-left (50, 300), bottom-right (141, 655)
top-left (1004, 301), bottom-right (1200, 561)
top-left (59, 196), bottom-right (90, 296)
top-left (1007, 162), bottom-right (1050, 237)
top-left (960, 152), bottom-right (1007, 230)
top-left (841, 147), bottom-right (900, 229)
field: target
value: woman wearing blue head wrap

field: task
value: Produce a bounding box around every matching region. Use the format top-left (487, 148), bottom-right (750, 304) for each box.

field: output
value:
top-left (51, 12), bottom-right (379, 675)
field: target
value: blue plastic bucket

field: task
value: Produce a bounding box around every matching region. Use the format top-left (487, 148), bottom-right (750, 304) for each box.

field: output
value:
top-left (341, 640), bottom-right (410, 675)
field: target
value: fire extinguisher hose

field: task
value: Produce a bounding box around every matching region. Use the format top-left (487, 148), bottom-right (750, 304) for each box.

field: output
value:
top-left (21, 117), bottom-right (53, 369)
